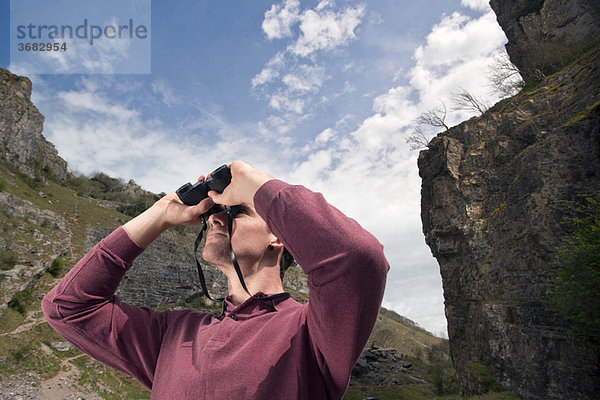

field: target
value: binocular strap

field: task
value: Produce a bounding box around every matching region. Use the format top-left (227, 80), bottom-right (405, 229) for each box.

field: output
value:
top-left (193, 207), bottom-right (291, 303)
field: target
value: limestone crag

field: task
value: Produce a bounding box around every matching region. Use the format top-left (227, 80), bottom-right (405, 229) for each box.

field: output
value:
top-left (489, 0), bottom-right (600, 84)
top-left (0, 68), bottom-right (67, 182)
top-left (86, 226), bottom-right (228, 309)
top-left (419, 38), bottom-right (600, 400)
top-left (351, 344), bottom-right (418, 387)
top-left (0, 191), bottom-right (70, 306)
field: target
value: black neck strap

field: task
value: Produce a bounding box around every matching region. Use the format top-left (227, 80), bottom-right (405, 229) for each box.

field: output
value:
top-left (192, 208), bottom-right (291, 303)
top-left (226, 206), bottom-right (251, 297)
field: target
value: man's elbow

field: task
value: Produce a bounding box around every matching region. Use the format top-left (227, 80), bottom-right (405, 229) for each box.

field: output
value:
top-left (41, 291), bottom-right (61, 325)
top-left (351, 237), bottom-right (390, 283)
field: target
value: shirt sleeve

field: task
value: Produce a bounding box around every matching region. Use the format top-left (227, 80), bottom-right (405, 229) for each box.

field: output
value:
top-left (41, 227), bottom-right (165, 389)
top-left (254, 180), bottom-right (390, 398)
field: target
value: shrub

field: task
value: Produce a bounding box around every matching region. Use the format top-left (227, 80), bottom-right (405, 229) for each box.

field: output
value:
top-left (8, 288), bottom-right (33, 315)
top-left (0, 250), bottom-right (17, 270)
top-left (48, 257), bottom-right (65, 277)
top-left (548, 191), bottom-right (600, 339)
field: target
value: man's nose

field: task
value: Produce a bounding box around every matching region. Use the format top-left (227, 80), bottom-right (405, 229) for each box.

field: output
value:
top-left (208, 210), bottom-right (227, 228)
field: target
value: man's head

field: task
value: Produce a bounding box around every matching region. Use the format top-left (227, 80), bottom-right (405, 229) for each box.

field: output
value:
top-left (202, 203), bottom-right (290, 284)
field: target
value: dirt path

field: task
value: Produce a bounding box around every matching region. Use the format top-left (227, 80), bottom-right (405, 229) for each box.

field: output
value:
top-left (38, 348), bottom-right (103, 400)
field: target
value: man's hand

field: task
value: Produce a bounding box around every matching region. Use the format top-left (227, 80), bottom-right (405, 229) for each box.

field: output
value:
top-left (123, 177), bottom-right (214, 248)
top-left (208, 160), bottom-right (274, 208)
top-left (151, 193), bottom-right (214, 229)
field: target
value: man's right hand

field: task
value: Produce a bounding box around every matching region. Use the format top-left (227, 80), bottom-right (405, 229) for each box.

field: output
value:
top-left (207, 160), bottom-right (274, 209)
top-left (123, 182), bottom-right (214, 248)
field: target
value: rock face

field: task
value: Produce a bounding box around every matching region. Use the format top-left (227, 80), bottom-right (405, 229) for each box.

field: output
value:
top-left (418, 24), bottom-right (600, 400)
top-left (351, 344), bottom-right (417, 387)
top-left (85, 226), bottom-right (229, 310)
top-left (489, 0), bottom-right (600, 84)
top-left (0, 68), bottom-right (67, 182)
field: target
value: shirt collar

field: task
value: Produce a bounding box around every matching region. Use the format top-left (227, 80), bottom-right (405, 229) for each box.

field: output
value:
top-left (219, 292), bottom-right (293, 320)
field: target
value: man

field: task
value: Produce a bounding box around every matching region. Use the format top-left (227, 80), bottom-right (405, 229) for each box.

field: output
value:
top-left (42, 160), bottom-right (389, 399)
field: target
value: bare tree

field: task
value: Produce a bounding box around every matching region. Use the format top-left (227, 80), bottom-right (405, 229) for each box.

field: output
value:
top-left (451, 88), bottom-right (490, 115)
top-left (416, 100), bottom-right (450, 130)
top-left (406, 126), bottom-right (432, 151)
top-left (406, 53), bottom-right (525, 151)
top-left (406, 100), bottom-right (449, 150)
top-left (487, 53), bottom-right (524, 97)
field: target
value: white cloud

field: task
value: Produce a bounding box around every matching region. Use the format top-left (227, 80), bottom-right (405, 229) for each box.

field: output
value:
top-left (151, 81), bottom-right (178, 107)
top-left (415, 11), bottom-right (504, 68)
top-left (254, 1), bottom-right (365, 118)
top-left (262, 0), bottom-right (300, 39)
top-left (57, 90), bottom-right (140, 120)
top-left (252, 52), bottom-right (285, 88)
top-left (289, 3), bottom-right (365, 57)
top-left (410, 10), bottom-right (508, 119)
top-left (269, 93), bottom-right (305, 114)
top-left (315, 128), bottom-right (336, 144)
top-left (252, 67), bottom-right (279, 88)
top-left (461, 0), bottom-right (491, 11)
top-left (282, 64), bottom-right (326, 92)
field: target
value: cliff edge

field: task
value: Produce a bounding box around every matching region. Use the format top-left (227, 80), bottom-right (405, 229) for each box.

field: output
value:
top-left (418, 1), bottom-right (600, 398)
top-left (0, 68), bottom-right (67, 183)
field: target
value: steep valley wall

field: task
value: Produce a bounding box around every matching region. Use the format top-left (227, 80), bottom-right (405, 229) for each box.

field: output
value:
top-left (418, 2), bottom-right (600, 397)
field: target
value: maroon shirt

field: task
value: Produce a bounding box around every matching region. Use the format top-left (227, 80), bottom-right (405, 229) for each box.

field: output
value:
top-left (42, 180), bottom-right (389, 399)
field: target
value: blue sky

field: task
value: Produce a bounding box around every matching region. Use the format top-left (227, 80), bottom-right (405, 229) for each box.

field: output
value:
top-left (1, 0), bottom-right (516, 337)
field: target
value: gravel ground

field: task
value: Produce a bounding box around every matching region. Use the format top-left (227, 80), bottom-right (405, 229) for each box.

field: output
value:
top-left (0, 374), bottom-right (43, 400)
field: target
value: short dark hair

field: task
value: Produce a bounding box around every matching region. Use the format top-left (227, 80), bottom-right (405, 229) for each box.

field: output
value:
top-left (279, 247), bottom-right (295, 280)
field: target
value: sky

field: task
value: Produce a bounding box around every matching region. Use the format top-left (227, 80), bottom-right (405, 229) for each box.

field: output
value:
top-left (1, 0), bottom-right (515, 337)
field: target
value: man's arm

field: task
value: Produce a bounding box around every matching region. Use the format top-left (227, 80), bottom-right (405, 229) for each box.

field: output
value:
top-left (254, 180), bottom-right (390, 398)
top-left (123, 191), bottom-right (212, 247)
top-left (42, 192), bottom-right (214, 387)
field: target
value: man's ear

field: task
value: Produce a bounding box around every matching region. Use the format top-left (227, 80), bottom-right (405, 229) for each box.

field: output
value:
top-left (268, 236), bottom-right (284, 251)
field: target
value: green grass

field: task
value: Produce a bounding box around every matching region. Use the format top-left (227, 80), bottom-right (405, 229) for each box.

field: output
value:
top-left (0, 321), bottom-right (64, 379)
top-left (564, 99), bottom-right (600, 127)
top-left (0, 306), bottom-right (27, 334)
top-left (369, 309), bottom-right (445, 358)
top-left (467, 362), bottom-right (502, 392)
top-left (71, 356), bottom-right (151, 400)
top-left (344, 384), bottom-right (445, 400)
top-left (344, 385), bottom-right (521, 400)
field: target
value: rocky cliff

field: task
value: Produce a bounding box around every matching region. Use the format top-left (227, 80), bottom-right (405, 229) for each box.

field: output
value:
top-left (418, 1), bottom-right (600, 398)
top-left (0, 69), bottom-right (67, 183)
top-left (490, 0), bottom-right (600, 84)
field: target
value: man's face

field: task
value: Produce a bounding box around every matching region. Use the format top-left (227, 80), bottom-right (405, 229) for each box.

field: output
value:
top-left (201, 204), bottom-right (276, 270)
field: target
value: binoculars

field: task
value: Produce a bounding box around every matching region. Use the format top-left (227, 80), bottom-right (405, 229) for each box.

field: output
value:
top-left (176, 164), bottom-right (231, 206)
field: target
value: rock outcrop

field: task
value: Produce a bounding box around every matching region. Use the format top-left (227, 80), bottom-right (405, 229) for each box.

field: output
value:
top-left (418, 2), bottom-right (600, 398)
top-left (85, 226), bottom-right (228, 309)
top-left (489, 0), bottom-right (600, 84)
top-left (0, 68), bottom-right (67, 182)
